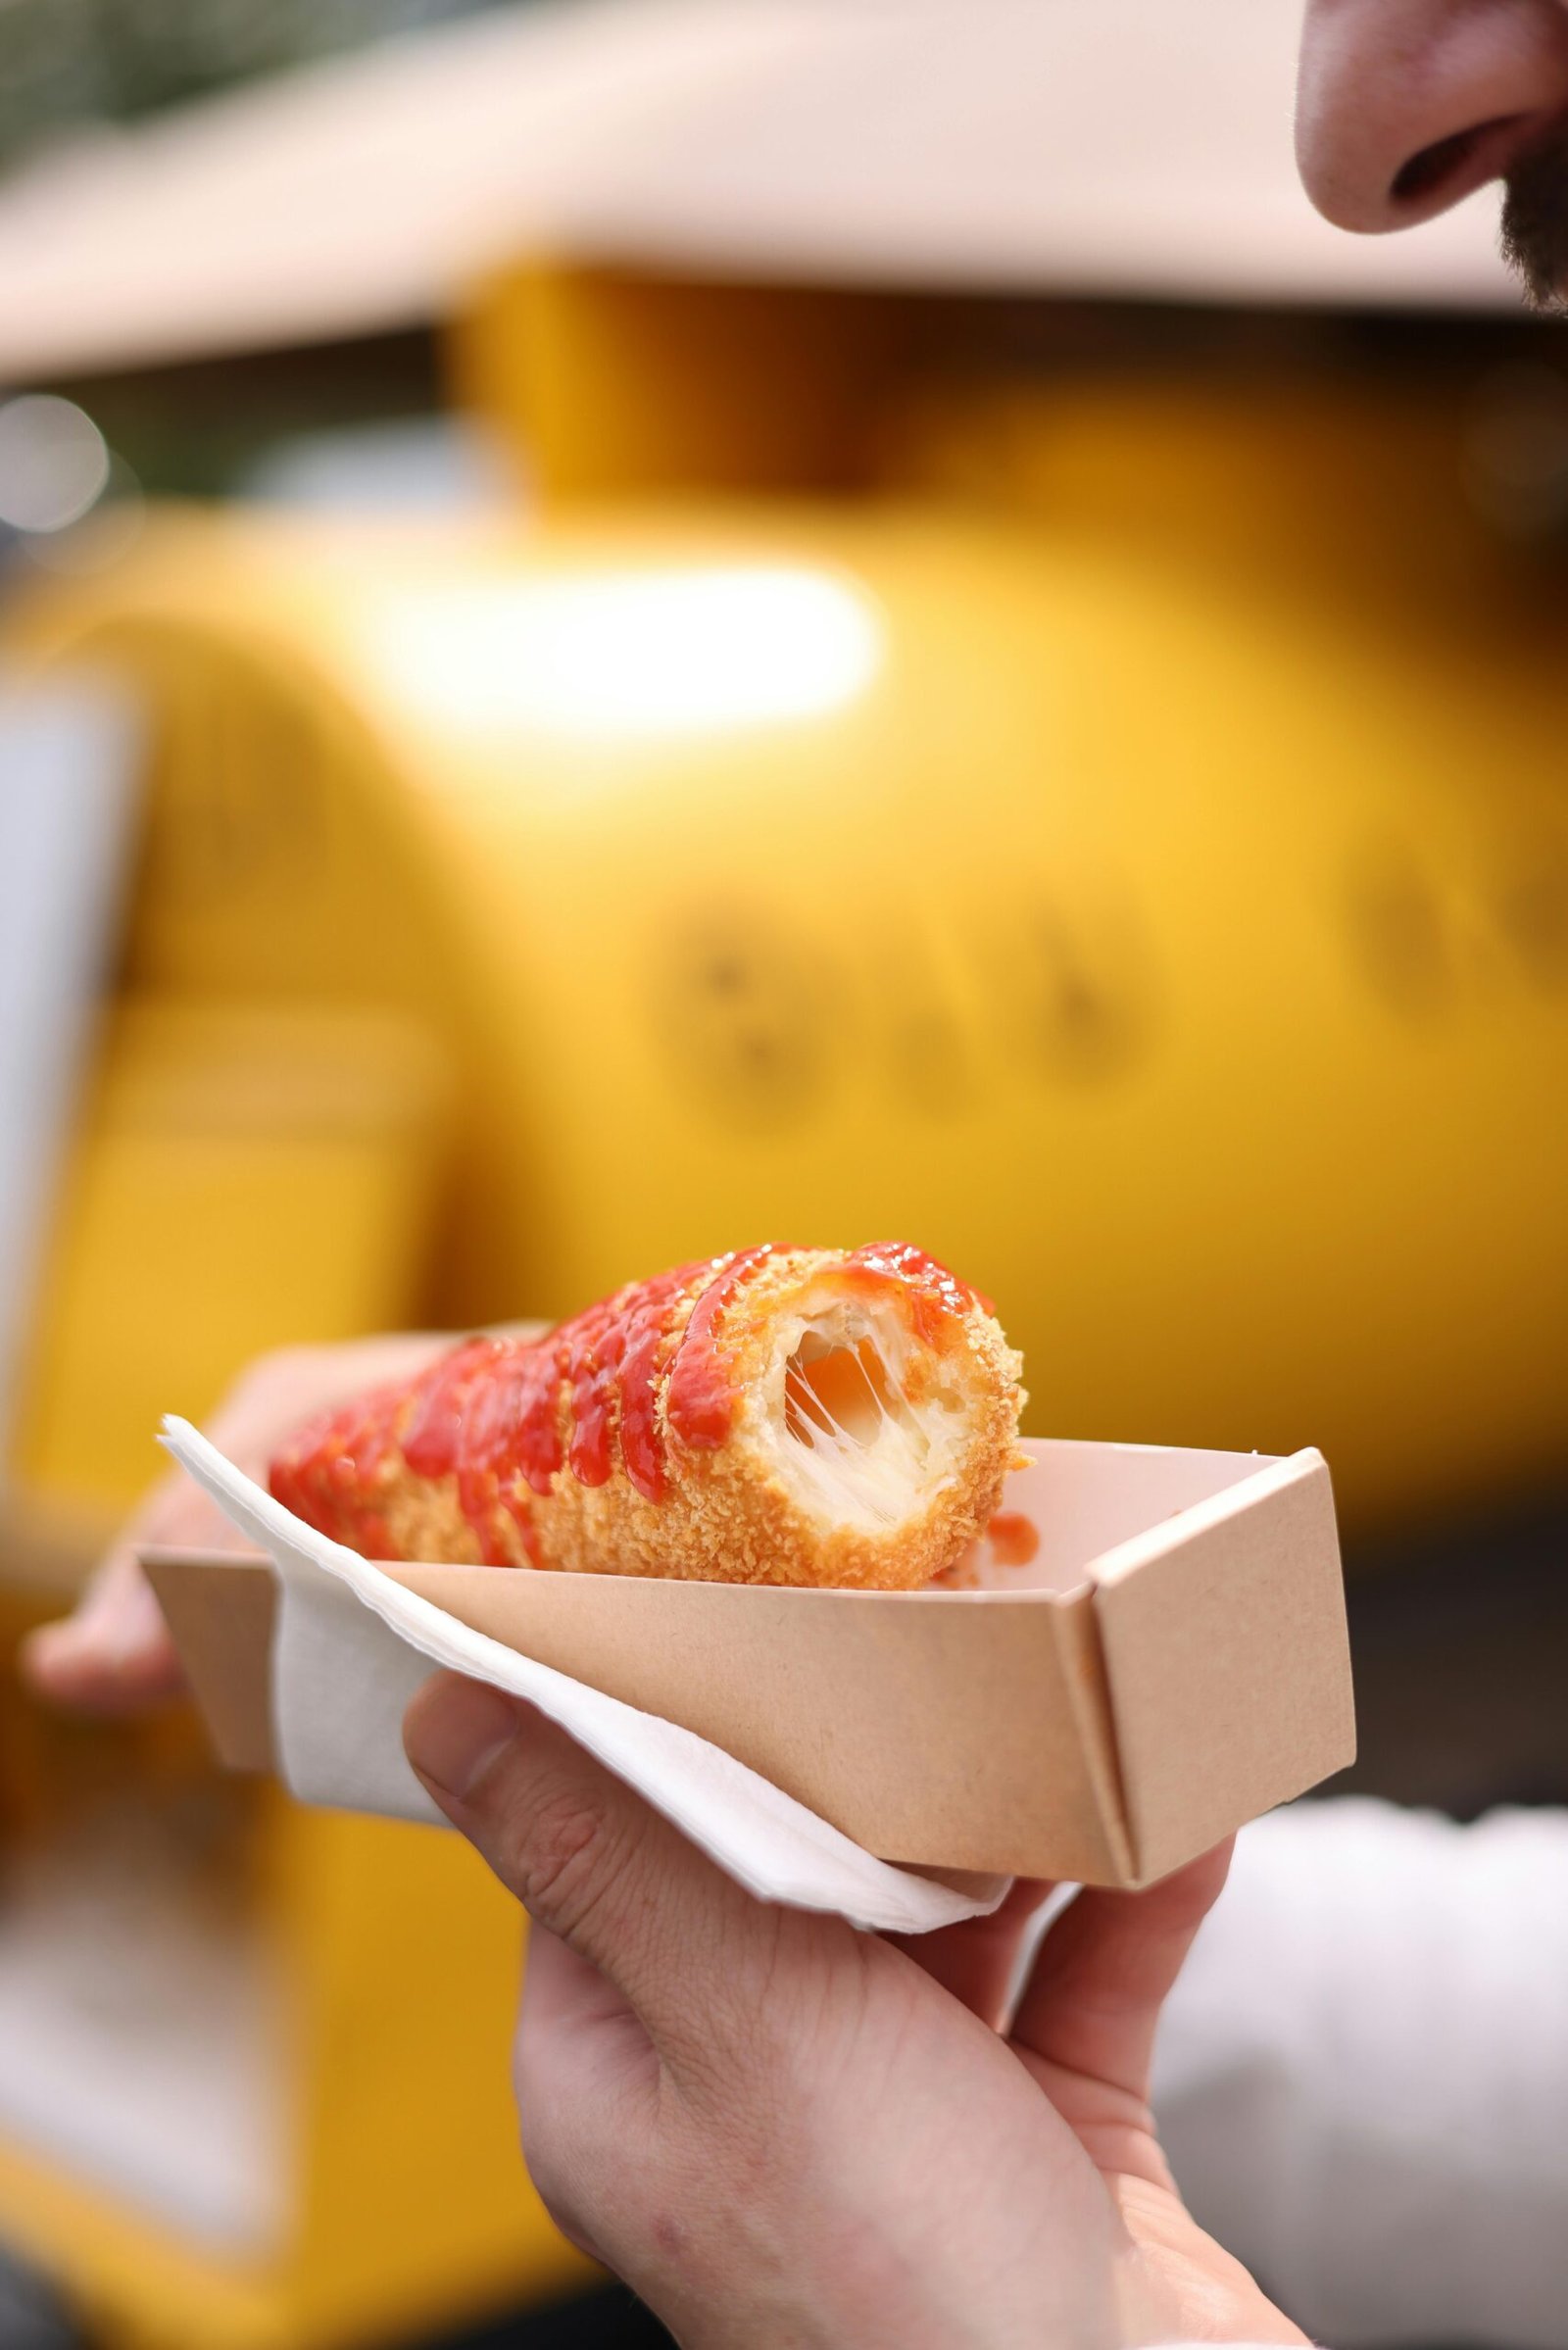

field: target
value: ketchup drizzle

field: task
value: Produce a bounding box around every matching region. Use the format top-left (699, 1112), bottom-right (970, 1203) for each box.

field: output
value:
top-left (663, 1245), bottom-right (788, 1449)
top-left (270, 1242), bottom-right (986, 1562)
top-left (845, 1242), bottom-right (986, 1341)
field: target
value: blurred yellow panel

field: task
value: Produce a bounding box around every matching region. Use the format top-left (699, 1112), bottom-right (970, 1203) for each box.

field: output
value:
top-left (12, 367), bottom-right (1568, 1533)
top-left (13, 1000), bottom-right (454, 1512)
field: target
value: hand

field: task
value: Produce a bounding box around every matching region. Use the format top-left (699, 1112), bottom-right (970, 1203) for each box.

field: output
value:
top-left (405, 1676), bottom-right (1304, 2350)
top-left (20, 1332), bottom-right (452, 1715)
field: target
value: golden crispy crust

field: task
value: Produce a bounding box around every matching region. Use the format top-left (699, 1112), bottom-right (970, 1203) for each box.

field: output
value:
top-left (272, 1245), bottom-right (1025, 1591)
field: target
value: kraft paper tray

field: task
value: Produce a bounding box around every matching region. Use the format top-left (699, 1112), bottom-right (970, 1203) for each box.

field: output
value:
top-left (145, 1438), bottom-right (1355, 1889)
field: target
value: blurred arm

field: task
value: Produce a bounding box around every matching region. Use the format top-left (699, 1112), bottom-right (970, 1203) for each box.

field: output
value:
top-left (1154, 1795), bottom-right (1568, 2349)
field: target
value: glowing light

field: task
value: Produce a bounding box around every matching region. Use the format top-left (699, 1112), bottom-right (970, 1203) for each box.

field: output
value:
top-left (0, 397), bottom-right (111, 534)
top-left (364, 564), bottom-right (883, 739)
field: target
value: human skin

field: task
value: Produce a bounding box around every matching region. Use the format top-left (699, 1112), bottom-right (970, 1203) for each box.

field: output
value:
top-left (1297, 0), bottom-right (1568, 289)
top-left (18, 1335), bottom-right (453, 1710)
top-left (404, 1674), bottom-right (1303, 2348)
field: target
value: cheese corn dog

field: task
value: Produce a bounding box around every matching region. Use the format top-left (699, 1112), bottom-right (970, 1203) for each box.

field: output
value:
top-left (269, 1243), bottom-right (1025, 1591)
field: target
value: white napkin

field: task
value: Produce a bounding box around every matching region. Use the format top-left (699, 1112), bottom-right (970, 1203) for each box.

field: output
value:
top-left (161, 1418), bottom-right (1008, 1936)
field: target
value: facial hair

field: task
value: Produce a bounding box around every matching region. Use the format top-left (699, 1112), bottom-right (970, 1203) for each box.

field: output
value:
top-left (1500, 125), bottom-right (1568, 311)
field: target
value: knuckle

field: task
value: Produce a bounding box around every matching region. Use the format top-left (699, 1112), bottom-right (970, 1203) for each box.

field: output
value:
top-left (504, 1784), bottom-right (617, 1934)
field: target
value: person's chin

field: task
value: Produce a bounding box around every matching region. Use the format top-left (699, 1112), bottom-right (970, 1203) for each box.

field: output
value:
top-left (1500, 133), bottom-right (1568, 309)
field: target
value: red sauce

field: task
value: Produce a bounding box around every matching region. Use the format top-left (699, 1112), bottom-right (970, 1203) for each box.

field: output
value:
top-left (270, 1375), bottom-right (408, 1553)
top-left (397, 1337), bottom-right (510, 1561)
top-left (564, 1294), bottom-right (619, 1490)
top-left (846, 1242), bottom-right (985, 1346)
top-left (479, 1329), bottom-right (585, 1552)
top-left (401, 1339), bottom-right (503, 1480)
top-left (270, 1239), bottom-right (990, 1564)
top-left (664, 1245), bottom-right (788, 1448)
top-left (986, 1511), bottom-right (1039, 1568)
top-left (326, 1385), bottom-right (406, 1554)
top-left (514, 1334), bottom-right (569, 1493)
top-left (615, 1260), bottom-right (707, 1499)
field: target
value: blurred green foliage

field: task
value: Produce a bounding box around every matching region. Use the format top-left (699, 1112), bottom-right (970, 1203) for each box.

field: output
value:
top-left (0, 0), bottom-right (514, 171)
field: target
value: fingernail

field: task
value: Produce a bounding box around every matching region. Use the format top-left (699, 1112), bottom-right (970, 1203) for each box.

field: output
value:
top-left (404, 1677), bottom-right (524, 1801)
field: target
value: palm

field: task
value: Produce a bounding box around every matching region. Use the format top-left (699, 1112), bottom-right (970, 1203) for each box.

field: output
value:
top-left (899, 1868), bottom-right (1308, 2345)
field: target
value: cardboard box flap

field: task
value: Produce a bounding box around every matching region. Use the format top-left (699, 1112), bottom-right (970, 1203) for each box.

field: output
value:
top-left (141, 1548), bottom-right (276, 1771)
top-left (1090, 1447), bottom-right (1354, 1885)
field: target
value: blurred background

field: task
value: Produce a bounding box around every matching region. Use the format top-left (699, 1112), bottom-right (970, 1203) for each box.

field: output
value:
top-left (1, 1), bottom-right (1566, 2344)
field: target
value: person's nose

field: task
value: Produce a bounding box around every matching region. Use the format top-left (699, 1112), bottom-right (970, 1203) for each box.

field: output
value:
top-left (1297, 0), bottom-right (1568, 231)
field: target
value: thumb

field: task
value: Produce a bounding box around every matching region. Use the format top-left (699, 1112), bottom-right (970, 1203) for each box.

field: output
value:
top-left (404, 1672), bottom-right (777, 2067)
top-left (886, 1878), bottom-right (1058, 2029)
top-left (1010, 1839), bottom-right (1234, 2102)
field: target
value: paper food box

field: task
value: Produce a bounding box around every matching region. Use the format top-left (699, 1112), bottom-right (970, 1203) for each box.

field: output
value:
top-left (144, 1431), bottom-right (1354, 1925)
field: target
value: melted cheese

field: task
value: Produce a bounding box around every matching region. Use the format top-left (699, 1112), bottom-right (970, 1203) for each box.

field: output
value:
top-left (774, 1310), bottom-right (963, 1529)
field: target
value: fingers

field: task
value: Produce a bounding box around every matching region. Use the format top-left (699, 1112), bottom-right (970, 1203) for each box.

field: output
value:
top-left (887, 1880), bottom-right (1058, 2030)
top-left (21, 1335), bottom-right (456, 1717)
top-left (1009, 1840), bottom-right (1234, 2101)
top-left (404, 1672), bottom-right (798, 2068)
top-left (16, 1461), bottom-right (211, 1715)
top-left (20, 1547), bottom-right (186, 1711)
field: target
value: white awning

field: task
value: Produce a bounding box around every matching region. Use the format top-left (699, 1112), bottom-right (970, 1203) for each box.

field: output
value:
top-left (0, 0), bottom-right (1523, 383)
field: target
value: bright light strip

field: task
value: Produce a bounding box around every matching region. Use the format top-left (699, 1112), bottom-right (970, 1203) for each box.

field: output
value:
top-left (364, 563), bottom-right (883, 740)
